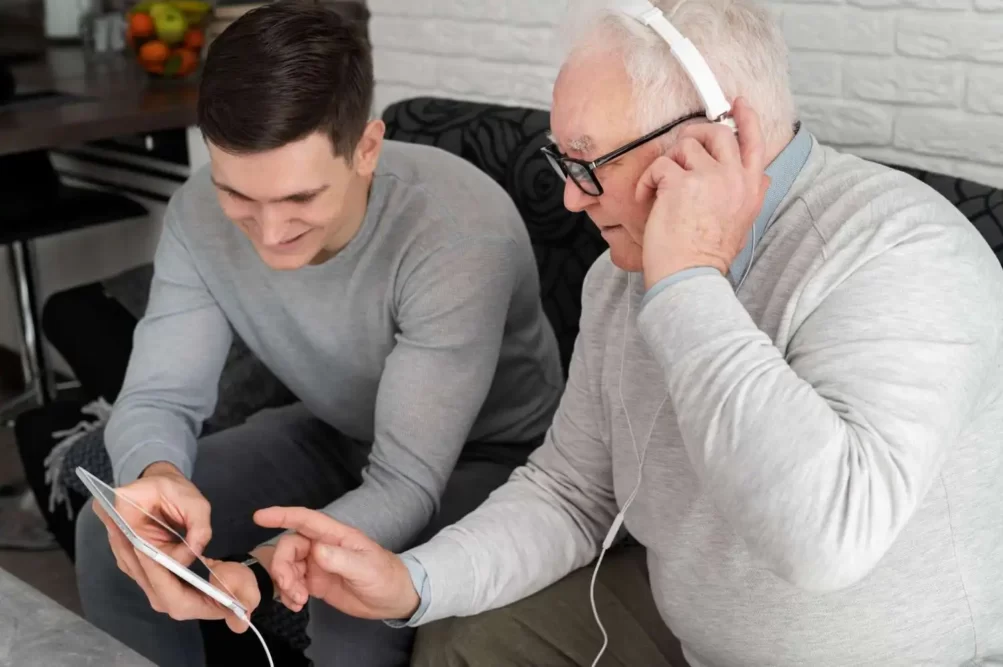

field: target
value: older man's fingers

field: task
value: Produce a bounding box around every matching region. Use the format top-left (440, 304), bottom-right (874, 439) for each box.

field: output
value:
top-left (255, 507), bottom-right (360, 544)
top-left (732, 97), bottom-right (767, 175)
top-left (270, 532), bottom-right (313, 603)
top-left (676, 121), bottom-right (742, 165)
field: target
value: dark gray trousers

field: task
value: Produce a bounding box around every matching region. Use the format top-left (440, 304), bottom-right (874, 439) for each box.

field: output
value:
top-left (75, 402), bottom-right (537, 667)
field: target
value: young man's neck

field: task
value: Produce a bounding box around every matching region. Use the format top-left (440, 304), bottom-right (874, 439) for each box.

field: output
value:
top-left (311, 172), bottom-right (374, 265)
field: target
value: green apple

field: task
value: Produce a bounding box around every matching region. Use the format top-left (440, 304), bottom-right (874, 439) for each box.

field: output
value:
top-left (148, 2), bottom-right (170, 20)
top-left (150, 3), bottom-right (188, 45)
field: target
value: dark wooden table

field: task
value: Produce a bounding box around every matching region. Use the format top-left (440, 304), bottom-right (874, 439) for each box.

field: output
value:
top-left (0, 46), bottom-right (198, 157)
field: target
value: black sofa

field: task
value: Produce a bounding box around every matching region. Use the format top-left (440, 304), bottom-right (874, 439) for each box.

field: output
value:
top-left (14, 96), bottom-right (1003, 665)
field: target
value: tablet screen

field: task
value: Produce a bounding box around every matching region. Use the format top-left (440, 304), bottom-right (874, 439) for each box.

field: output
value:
top-left (80, 469), bottom-right (144, 544)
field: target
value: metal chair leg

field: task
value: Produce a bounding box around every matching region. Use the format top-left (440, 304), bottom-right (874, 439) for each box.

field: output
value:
top-left (0, 242), bottom-right (84, 427)
top-left (5, 241), bottom-right (54, 406)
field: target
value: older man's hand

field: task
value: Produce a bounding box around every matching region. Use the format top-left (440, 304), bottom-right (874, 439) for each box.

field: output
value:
top-left (253, 506), bottom-right (420, 621)
top-left (636, 97), bottom-right (771, 290)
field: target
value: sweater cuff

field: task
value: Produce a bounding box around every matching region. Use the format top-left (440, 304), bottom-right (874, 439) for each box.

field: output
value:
top-left (396, 535), bottom-right (475, 626)
top-left (383, 554), bottom-right (431, 628)
top-left (641, 267), bottom-right (721, 309)
top-left (114, 442), bottom-right (192, 486)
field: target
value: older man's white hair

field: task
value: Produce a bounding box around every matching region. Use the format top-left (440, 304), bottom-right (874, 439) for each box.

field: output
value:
top-left (561, 0), bottom-right (796, 147)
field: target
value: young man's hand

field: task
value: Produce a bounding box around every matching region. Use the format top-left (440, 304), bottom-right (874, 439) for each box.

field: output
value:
top-left (253, 506), bottom-right (420, 620)
top-left (93, 462), bottom-right (259, 629)
top-left (202, 558), bottom-right (262, 633)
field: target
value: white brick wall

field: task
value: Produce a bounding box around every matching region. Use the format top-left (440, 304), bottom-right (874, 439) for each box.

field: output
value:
top-left (369, 0), bottom-right (565, 113)
top-left (370, 0), bottom-right (1003, 188)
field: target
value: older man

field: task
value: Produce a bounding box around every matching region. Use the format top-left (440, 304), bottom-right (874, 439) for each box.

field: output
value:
top-left (244, 0), bottom-right (1003, 665)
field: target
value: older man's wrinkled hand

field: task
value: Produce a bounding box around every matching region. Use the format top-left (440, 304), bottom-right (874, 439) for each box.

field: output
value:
top-left (637, 97), bottom-right (771, 290)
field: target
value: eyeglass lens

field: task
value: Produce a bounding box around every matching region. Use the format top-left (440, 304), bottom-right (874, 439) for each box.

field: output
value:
top-left (544, 152), bottom-right (601, 196)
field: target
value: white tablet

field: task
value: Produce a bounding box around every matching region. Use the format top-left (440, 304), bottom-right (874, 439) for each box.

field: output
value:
top-left (75, 466), bottom-right (248, 621)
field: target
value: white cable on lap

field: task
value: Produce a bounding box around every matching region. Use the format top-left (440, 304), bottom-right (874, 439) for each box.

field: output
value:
top-left (591, 272), bottom-right (669, 667)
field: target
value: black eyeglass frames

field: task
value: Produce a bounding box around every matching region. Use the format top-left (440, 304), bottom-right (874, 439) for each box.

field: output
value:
top-left (540, 111), bottom-right (705, 197)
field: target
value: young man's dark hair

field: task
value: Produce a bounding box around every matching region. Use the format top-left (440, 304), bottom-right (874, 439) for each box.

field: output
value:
top-left (197, 0), bottom-right (374, 157)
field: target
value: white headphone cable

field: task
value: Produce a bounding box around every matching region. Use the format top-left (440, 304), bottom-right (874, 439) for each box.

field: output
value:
top-left (736, 223), bottom-right (757, 292)
top-left (590, 272), bottom-right (669, 667)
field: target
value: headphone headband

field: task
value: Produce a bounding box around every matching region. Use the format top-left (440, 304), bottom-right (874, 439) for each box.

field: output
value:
top-left (619, 0), bottom-right (734, 127)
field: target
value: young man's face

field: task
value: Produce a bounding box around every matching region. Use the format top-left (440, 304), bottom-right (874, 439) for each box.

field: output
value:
top-left (208, 122), bottom-right (383, 270)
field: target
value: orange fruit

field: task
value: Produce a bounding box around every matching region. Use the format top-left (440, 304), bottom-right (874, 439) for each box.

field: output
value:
top-left (183, 28), bottom-right (204, 51)
top-left (138, 40), bottom-right (170, 66)
top-left (163, 48), bottom-right (199, 78)
top-left (129, 12), bottom-right (155, 38)
top-left (172, 48), bottom-right (199, 77)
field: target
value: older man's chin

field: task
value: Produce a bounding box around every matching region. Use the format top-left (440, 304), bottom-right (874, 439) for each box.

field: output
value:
top-left (606, 237), bottom-right (645, 274)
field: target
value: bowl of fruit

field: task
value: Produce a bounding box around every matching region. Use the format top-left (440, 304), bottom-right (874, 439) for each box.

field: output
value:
top-left (126, 1), bottom-right (212, 79)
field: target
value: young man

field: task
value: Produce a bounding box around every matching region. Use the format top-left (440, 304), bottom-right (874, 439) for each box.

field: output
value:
top-left (74, 3), bottom-right (563, 666)
top-left (248, 0), bottom-right (1003, 665)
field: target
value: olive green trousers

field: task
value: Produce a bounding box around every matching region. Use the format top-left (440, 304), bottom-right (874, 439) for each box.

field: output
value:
top-left (412, 544), bottom-right (688, 667)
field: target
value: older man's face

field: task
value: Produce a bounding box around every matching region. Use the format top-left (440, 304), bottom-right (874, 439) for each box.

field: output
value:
top-left (550, 54), bottom-right (665, 272)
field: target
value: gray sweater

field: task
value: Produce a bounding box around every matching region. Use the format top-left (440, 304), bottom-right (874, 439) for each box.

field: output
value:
top-left (105, 140), bottom-right (564, 552)
top-left (404, 133), bottom-right (1003, 665)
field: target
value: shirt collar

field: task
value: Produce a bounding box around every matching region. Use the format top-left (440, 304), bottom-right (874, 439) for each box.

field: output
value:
top-left (727, 121), bottom-right (812, 287)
